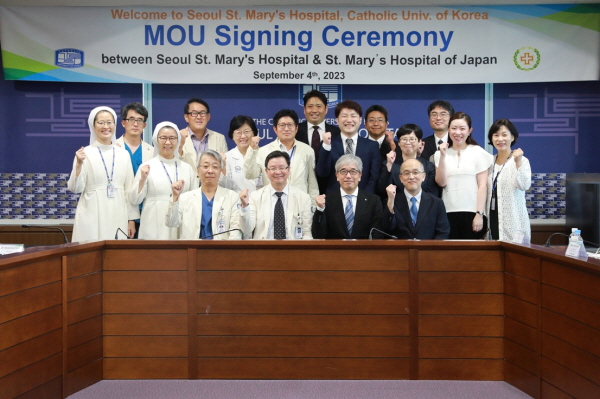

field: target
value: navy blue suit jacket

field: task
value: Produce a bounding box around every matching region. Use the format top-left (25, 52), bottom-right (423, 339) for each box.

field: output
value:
top-left (297, 121), bottom-right (341, 194)
top-left (316, 135), bottom-right (381, 194)
top-left (381, 190), bottom-right (450, 239)
top-left (377, 156), bottom-right (439, 199)
top-left (420, 134), bottom-right (441, 163)
top-left (312, 189), bottom-right (382, 239)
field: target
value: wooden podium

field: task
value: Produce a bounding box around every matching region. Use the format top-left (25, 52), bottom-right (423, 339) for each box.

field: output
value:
top-left (0, 240), bottom-right (598, 399)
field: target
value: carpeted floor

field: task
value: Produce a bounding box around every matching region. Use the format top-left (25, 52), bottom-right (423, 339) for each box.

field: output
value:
top-left (67, 380), bottom-right (533, 399)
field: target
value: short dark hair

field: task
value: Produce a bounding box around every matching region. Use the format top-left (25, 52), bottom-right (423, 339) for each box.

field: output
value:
top-left (396, 123), bottom-right (423, 140)
top-left (335, 100), bottom-right (362, 118)
top-left (273, 109), bottom-right (299, 127)
top-left (121, 102), bottom-right (148, 122)
top-left (487, 119), bottom-right (519, 146)
top-left (184, 98), bottom-right (210, 114)
top-left (448, 112), bottom-right (479, 147)
top-left (365, 105), bottom-right (388, 122)
top-left (228, 115), bottom-right (258, 140)
top-left (198, 150), bottom-right (223, 169)
top-left (265, 150), bottom-right (290, 168)
top-left (303, 90), bottom-right (327, 107)
top-left (427, 100), bottom-right (454, 116)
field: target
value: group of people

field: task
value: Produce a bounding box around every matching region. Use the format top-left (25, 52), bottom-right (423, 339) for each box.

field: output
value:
top-left (68, 93), bottom-right (532, 243)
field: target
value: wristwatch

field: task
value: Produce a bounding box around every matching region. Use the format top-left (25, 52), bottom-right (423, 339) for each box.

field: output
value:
top-left (476, 211), bottom-right (485, 216)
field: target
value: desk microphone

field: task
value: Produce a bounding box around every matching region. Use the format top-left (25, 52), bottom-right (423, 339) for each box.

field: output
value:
top-left (114, 228), bottom-right (131, 240)
top-left (22, 224), bottom-right (69, 243)
top-left (543, 232), bottom-right (570, 247)
top-left (369, 228), bottom-right (397, 240)
top-left (200, 228), bottom-right (243, 240)
top-left (544, 232), bottom-right (600, 252)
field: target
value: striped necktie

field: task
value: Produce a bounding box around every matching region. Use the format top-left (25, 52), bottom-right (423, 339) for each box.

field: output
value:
top-left (345, 195), bottom-right (354, 235)
top-left (410, 197), bottom-right (418, 226)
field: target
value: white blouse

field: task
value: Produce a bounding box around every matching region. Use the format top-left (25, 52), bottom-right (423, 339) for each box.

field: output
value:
top-left (434, 145), bottom-right (493, 213)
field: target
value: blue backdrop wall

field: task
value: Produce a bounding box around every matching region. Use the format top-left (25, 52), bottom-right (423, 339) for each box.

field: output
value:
top-left (1, 48), bottom-right (598, 220)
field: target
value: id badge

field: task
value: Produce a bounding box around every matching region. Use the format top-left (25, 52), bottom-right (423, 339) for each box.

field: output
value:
top-left (294, 226), bottom-right (303, 239)
top-left (107, 183), bottom-right (115, 198)
top-left (217, 219), bottom-right (226, 233)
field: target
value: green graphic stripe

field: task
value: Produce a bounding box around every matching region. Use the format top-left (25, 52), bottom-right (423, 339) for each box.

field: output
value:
top-left (3, 68), bottom-right (37, 80)
top-left (1, 50), bottom-right (57, 75)
top-left (542, 4), bottom-right (600, 32)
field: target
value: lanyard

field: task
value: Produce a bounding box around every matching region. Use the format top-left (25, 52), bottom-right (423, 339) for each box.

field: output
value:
top-left (491, 151), bottom-right (513, 193)
top-left (288, 145), bottom-right (297, 163)
top-left (97, 147), bottom-right (115, 183)
top-left (160, 161), bottom-right (178, 184)
top-left (279, 141), bottom-right (297, 163)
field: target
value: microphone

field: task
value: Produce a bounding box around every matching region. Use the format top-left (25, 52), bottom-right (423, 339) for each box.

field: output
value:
top-left (543, 232), bottom-right (600, 252)
top-left (21, 224), bottom-right (69, 243)
top-left (114, 228), bottom-right (131, 240)
top-left (369, 227), bottom-right (397, 240)
top-left (200, 228), bottom-right (243, 240)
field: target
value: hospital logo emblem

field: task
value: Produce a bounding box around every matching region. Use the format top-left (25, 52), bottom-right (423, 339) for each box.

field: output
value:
top-left (299, 84), bottom-right (342, 108)
top-left (55, 49), bottom-right (84, 68)
top-left (514, 47), bottom-right (540, 71)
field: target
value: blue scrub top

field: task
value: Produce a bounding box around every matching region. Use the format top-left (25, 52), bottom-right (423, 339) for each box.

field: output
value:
top-left (200, 192), bottom-right (214, 239)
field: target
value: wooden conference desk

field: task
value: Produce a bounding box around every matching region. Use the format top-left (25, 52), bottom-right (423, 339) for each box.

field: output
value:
top-left (0, 240), bottom-right (598, 399)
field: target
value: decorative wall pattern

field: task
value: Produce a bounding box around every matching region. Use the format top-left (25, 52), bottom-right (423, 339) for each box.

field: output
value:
top-left (0, 172), bottom-right (564, 220)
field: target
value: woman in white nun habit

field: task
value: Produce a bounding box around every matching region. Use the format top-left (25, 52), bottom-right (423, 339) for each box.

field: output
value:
top-left (129, 122), bottom-right (198, 239)
top-left (68, 106), bottom-right (139, 242)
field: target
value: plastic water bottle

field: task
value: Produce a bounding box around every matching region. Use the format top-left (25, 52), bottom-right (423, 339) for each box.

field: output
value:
top-left (569, 228), bottom-right (581, 243)
top-left (567, 228), bottom-right (588, 259)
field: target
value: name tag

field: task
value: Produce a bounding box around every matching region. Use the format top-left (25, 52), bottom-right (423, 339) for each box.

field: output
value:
top-left (217, 219), bottom-right (226, 233)
top-left (107, 183), bottom-right (115, 198)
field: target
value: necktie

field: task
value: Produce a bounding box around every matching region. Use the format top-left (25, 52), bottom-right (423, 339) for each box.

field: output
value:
top-left (437, 139), bottom-right (443, 149)
top-left (274, 192), bottom-right (286, 239)
top-left (345, 138), bottom-right (353, 155)
top-left (345, 195), bottom-right (354, 235)
top-left (410, 197), bottom-right (418, 226)
top-left (311, 126), bottom-right (321, 155)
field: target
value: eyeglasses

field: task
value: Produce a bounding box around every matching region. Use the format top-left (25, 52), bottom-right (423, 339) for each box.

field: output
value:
top-left (187, 111), bottom-right (208, 118)
top-left (233, 130), bottom-right (253, 137)
top-left (276, 123), bottom-right (296, 130)
top-left (367, 118), bottom-right (386, 123)
top-left (95, 121), bottom-right (114, 126)
top-left (199, 164), bottom-right (220, 171)
top-left (158, 136), bottom-right (177, 143)
top-left (430, 112), bottom-right (450, 119)
top-left (337, 169), bottom-right (360, 176)
top-left (400, 171), bottom-right (424, 177)
top-left (125, 118), bottom-right (145, 125)
top-left (399, 137), bottom-right (418, 144)
top-left (266, 166), bottom-right (289, 172)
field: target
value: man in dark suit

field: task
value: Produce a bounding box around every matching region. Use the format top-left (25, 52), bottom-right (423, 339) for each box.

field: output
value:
top-left (296, 89), bottom-right (341, 154)
top-left (381, 158), bottom-right (449, 239)
top-left (316, 100), bottom-right (381, 194)
top-left (364, 104), bottom-right (396, 160)
top-left (420, 100), bottom-right (454, 162)
top-left (313, 154), bottom-right (382, 239)
top-left (377, 123), bottom-right (440, 199)
top-left (296, 89), bottom-right (341, 193)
